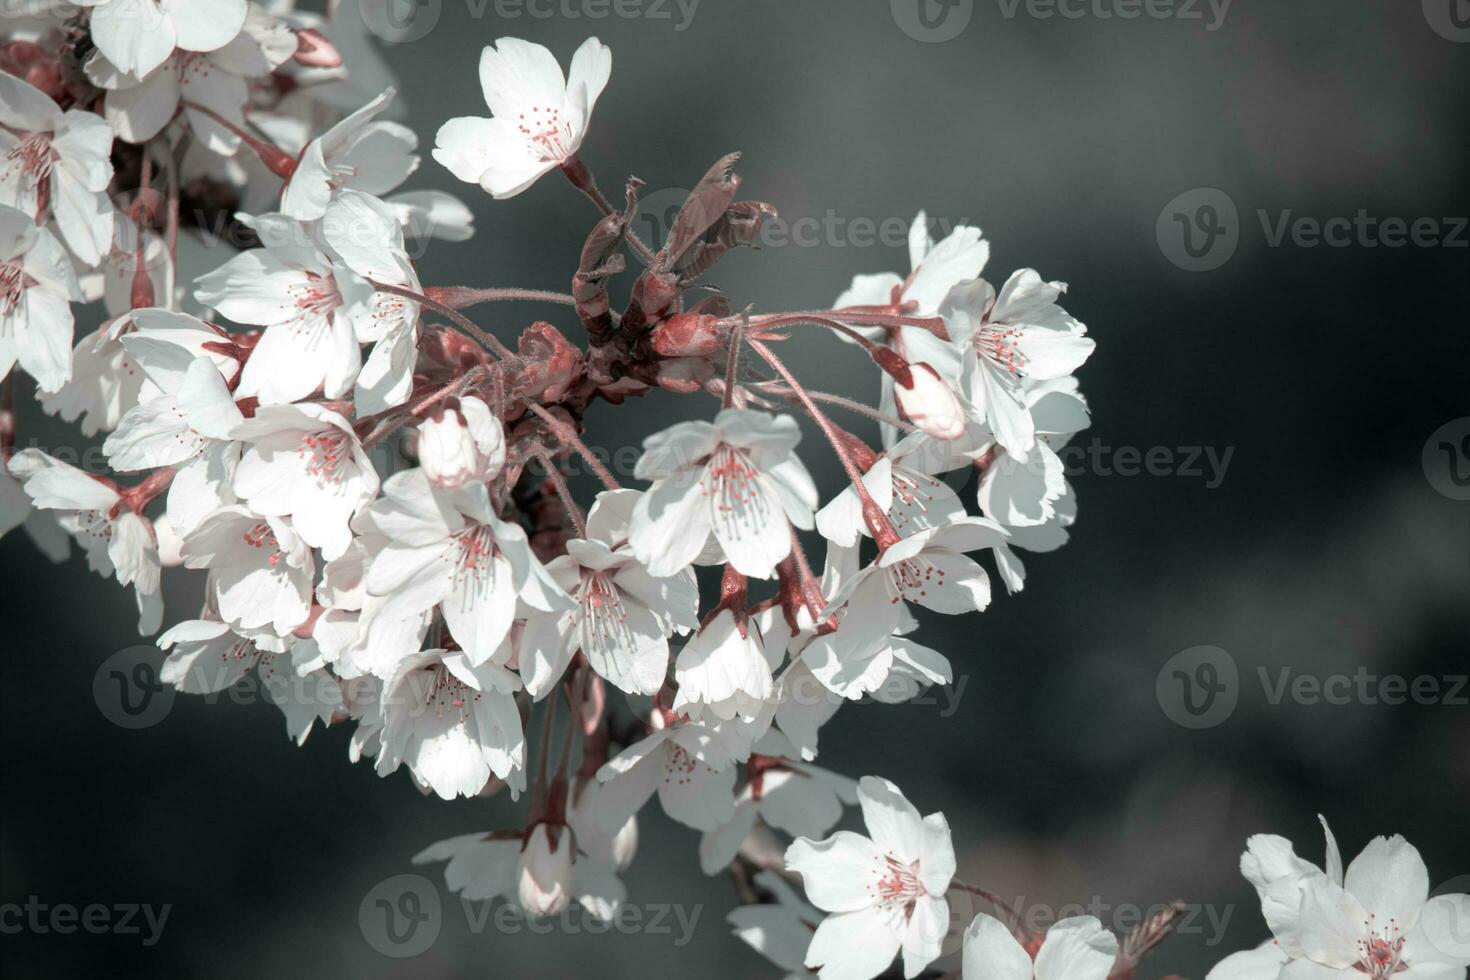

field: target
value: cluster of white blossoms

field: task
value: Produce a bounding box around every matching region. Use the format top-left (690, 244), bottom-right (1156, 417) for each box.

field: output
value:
top-left (9, 10), bottom-right (1449, 980)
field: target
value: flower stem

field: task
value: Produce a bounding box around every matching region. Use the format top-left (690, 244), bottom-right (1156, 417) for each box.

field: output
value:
top-left (529, 442), bottom-right (587, 538)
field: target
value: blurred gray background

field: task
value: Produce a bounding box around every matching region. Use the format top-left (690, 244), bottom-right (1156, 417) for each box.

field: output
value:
top-left (3, 0), bottom-right (1468, 977)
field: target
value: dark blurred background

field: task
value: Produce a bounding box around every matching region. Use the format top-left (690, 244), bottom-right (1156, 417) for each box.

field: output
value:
top-left (3, 1), bottom-right (1468, 977)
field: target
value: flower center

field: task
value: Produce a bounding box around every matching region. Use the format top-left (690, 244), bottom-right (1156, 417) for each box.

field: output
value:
top-left (703, 446), bottom-right (770, 534)
top-left (580, 570), bottom-right (631, 643)
top-left (421, 665), bottom-right (482, 719)
top-left (889, 468), bottom-right (940, 534)
top-left (872, 854), bottom-right (925, 912)
top-left (241, 522), bottom-right (287, 566)
top-left (977, 322), bottom-right (1028, 375)
top-left (450, 524), bottom-right (497, 583)
top-left (517, 105), bottom-right (572, 161)
top-left (0, 261), bottom-right (26, 323)
top-left (287, 271), bottom-right (342, 327)
top-left (297, 429), bottom-right (352, 483)
top-left (886, 555), bottom-right (946, 604)
top-left (3, 132), bottom-right (54, 204)
top-left (662, 742), bottom-right (699, 786)
top-left (1355, 917), bottom-right (1408, 980)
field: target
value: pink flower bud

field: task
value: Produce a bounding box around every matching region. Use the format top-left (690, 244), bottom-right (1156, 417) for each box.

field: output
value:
top-left (651, 312), bottom-right (724, 357)
top-left (292, 29), bottom-right (342, 68)
top-left (518, 824), bottom-right (574, 918)
top-left (892, 362), bottom-right (966, 440)
top-left (417, 397), bottom-right (505, 489)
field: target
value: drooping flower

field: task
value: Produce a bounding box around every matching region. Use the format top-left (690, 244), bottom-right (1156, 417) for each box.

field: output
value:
top-left (802, 516), bottom-right (1006, 682)
top-left (520, 489), bottom-right (697, 698)
top-left (729, 870), bottom-right (826, 979)
top-left (375, 646), bottom-right (524, 800)
top-left (0, 71), bottom-right (114, 266)
top-left (433, 36), bottom-right (612, 199)
top-left (413, 824), bottom-right (626, 921)
top-left (179, 504), bottom-right (315, 636)
top-left (786, 775), bottom-right (956, 980)
top-left (699, 754), bottom-right (857, 875)
top-left (9, 447), bottom-right (162, 633)
top-left (0, 203), bottom-right (82, 392)
top-left (962, 914), bottom-right (1119, 980)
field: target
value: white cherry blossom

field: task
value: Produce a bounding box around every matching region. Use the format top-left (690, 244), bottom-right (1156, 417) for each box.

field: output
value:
top-left (1210, 820), bottom-right (1470, 980)
top-left (375, 646), bottom-right (524, 800)
top-left (193, 213), bottom-right (361, 405)
top-left (230, 402), bottom-right (379, 561)
top-left (433, 36), bottom-right (611, 199)
top-left (0, 71), bottom-right (114, 266)
top-left (9, 447), bottom-right (162, 632)
top-left (942, 271), bottom-right (1095, 461)
top-left (281, 89), bottom-right (418, 221)
top-left (962, 914), bottom-right (1119, 980)
top-left (180, 504), bottom-right (314, 635)
top-left (361, 467), bottom-right (572, 666)
top-left (629, 408), bottom-right (818, 580)
top-left (699, 755), bottom-right (857, 875)
top-left (786, 775), bottom-right (956, 980)
top-left (84, 0), bottom-right (248, 79)
top-left (414, 825), bottom-right (626, 921)
top-left (0, 203), bottom-right (82, 391)
top-left (595, 714), bottom-right (741, 833)
top-left (520, 488), bottom-right (697, 698)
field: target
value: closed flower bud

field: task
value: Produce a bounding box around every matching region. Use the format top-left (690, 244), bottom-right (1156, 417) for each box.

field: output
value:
top-left (518, 823), bottom-right (574, 918)
top-left (417, 397), bottom-right (505, 489)
top-left (651, 312), bottom-right (724, 357)
top-left (891, 361), bottom-right (967, 441)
